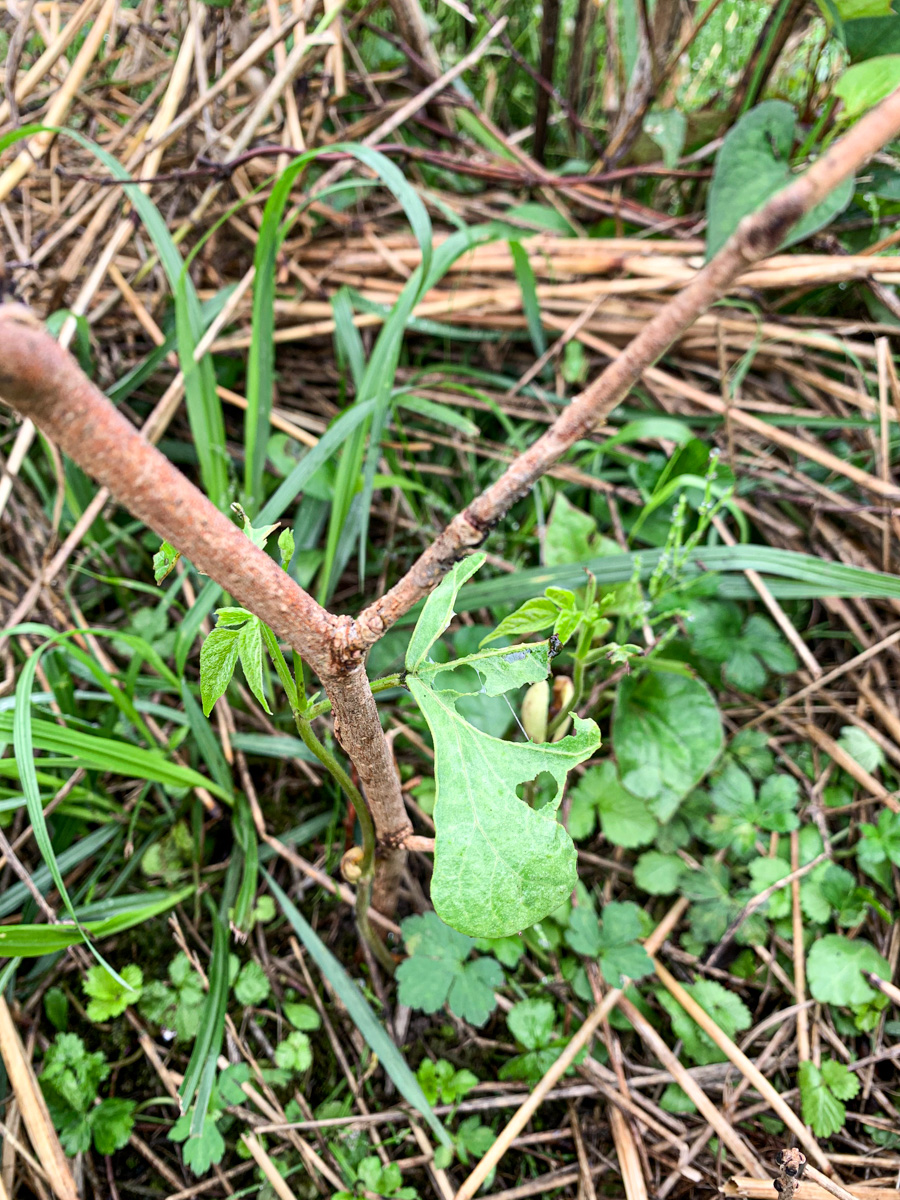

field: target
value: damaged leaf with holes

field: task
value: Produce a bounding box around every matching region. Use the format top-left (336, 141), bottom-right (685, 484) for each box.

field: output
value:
top-left (406, 555), bottom-right (601, 937)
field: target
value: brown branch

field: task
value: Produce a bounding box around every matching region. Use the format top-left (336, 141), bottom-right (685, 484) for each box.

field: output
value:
top-left (0, 306), bottom-right (408, 909)
top-left (353, 83), bottom-right (900, 648)
top-left (0, 308), bottom-right (341, 675)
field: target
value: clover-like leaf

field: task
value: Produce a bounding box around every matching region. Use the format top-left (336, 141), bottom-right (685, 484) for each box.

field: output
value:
top-left (396, 912), bottom-right (503, 1026)
top-left (565, 901), bottom-right (652, 988)
top-left (799, 1059), bottom-right (860, 1137)
top-left (658, 979), bottom-right (751, 1066)
top-left (83, 964), bottom-right (143, 1023)
top-left (807, 935), bottom-right (891, 1007)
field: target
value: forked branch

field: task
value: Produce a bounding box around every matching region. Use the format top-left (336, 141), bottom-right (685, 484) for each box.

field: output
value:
top-left (2, 84), bottom-right (900, 919)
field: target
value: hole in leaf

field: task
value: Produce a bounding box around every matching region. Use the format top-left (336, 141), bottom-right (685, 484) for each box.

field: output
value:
top-left (516, 772), bottom-right (558, 810)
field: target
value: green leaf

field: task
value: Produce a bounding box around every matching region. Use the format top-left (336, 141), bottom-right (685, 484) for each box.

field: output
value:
top-left (837, 726), bottom-right (884, 774)
top-left (396, 913), bottom-right (503, 1026)
top-left (755, 775), bottom-right (801, 833)
top-left (658, 979), bottom-right (751, 1065)
top-left (474, 934), bottom-right (525, 968)
top-left (278, 527), bottom-right (295, 568)
top-left (406, 554), bottom-right (487, 673)
top-left (416, 1059), bottom-right (478, 1105)
top-left (706, 101), bottom-right (854, 259)
top-left (856, 809), bottom-right (900, 885)
top-left (153, 541), bottom-right (181, 584)
top-left (284, 1002), bottom-right (320, 1031)
top-left (568, 761), bottom-right (658, 848)
top-left (643, 108), bottom-right (687, 168)
top-left (45, 988), bottom-right (69, 1033)
top-left (170, 1109), bottom-right (226, 1175)
top-left (199, 626), bottom-right (240, 716)
top-left (807, 935), bottom-right (891, 1006)
top-left (411, 675), bottom-right (599, 936)
top-left (480, 598), bottom-right (560, 646)
top-left (613, 669), bottom-right (722, 820)
top-left (83, 964), bottom-right (143, 1022)
top-left (633, 852), bottom-right (687, 896)
top-left (835, 55), bottom-right (900, 118)
top-left (407, 555), bottom-right (600, 935)
top-left (844, 15), bottom-right (900, 62)
top-left (544, 494), bottom-right (600, 566)
top-left (455, 1115), bottom-right (495, 1162)
top-left (419, 641), bottom-right (553, 698)
top-left (40, 1033), bottom-right (108, 1114)
top-left (565, 901), bottom-right (653, 988)
top-left (274, 1030), bottom-right (313, 1073)
top-left (799, 1060), bottom-right (859, 1137)
top-left (263, 871), bottom-right (451, 1148)
top-left (233, 960), bottom-right (270, 1006)
top-left (237, 617), bottom-right (272, 714)
top-left (822, 1058), bottom-right (861, 1101)
top-left (507, 998), bottom-right (556, 1050)
top-left (90, 1097), bottom-right (136, 1155)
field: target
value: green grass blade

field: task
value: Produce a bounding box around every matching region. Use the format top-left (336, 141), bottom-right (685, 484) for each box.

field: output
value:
top-left (0, 888), bottom-right (194, 957)
top-left (245, 144), bottom-right (431, 516)
top-left (0, 825), bottom-right (119, 919)
top-left (264, 869), bottom-right (451, 1149)
top-left (59, 129), bottom-right (229, 509)
top-left (0, 712), bottom-right (231, 799)
top-left (180, 902), bottom-right (229, 1121)
top-left (395, 545), bottom-right (900, 622)
top-left (180, 679), bottom-right (234, 799)
top-left (509, 240), bottom-right (547, 363)
top-left (13, 647), bottom-right (92, 938)
top-left (332, 287), bottom-right (366, 390)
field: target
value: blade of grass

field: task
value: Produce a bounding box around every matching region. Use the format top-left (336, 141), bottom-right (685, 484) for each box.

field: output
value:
top-left (0, 825), bottom-right (119, 919)
top-left (0, 711), bottom-right (231, 799)
top-left (510, 240), bottom-right (548, 365)
top-left (180, 902), bottom-right (229, 1121)
top-left (245, 144), bottom-right (431, 516)
top-left (0, 887), bottom-right (195, 957)
top-left (264, 869), bottom-right (451, 1149)
top-left (395, 544), bottom-right (900, 620)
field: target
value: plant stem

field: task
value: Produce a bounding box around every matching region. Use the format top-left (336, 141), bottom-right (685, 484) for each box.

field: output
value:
top-left (292, 712), bottom-right (375, 876)
top-left (291, 710), bottom-right (397, 972)
top-left (354, 874), bottom-right (397, 976)
top-left (306, 673), bottom-right (403, 721)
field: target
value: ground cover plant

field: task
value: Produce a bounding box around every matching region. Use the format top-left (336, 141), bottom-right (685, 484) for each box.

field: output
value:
top-left (2, 1), bottom-right (900, 1197)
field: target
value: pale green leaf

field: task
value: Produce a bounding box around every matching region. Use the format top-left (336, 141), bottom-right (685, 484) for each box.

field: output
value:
top-left (613, 670), bottom-right (722, 820)
top-left (420, 641), bottom-right (552, 697)
top-left (411, 676), bottom-right (599, 936)
top-left (807, 935), bottom-right (891, 1006)
top-left (835, 55), bottom-right (900, 119)
top-left (480, 598), bottom-right (560, 646)
top-left (634, 851), bottom-right (687, 895)
top-left (799, 1059), bottom-right (858, 1137)
top-left (406, 553), bottom-right (487, 672)
top-left (200, 626), bottom-right (240, 716)
top-left (706, 101), bottom-right (854, 259)
top-left (237, 618), bottom-right (272, 714)
top-left (507, 998), bottom-right (556, 1050)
